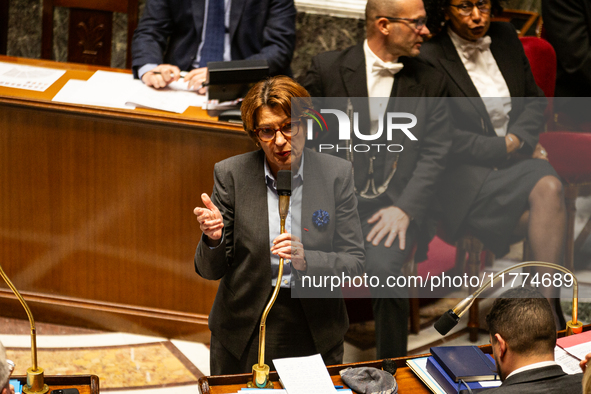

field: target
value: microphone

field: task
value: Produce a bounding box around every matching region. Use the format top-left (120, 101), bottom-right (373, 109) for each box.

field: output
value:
top-left (277, 170), bottom-right (292, 222)
top-left (248, 170), bottom-right (292, 389)
top-left (434, 261), bottom-right (582, 336)
top-left (0, 264), bottom-right (49, 394)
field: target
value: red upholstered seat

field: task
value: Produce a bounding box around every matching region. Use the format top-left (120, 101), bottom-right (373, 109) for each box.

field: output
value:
top-left (520, 37), bottom-right (556, 98)
top-left (539, 132), bottom-right (591, 184)
top-left (520, 36), bottom-right (591, 271)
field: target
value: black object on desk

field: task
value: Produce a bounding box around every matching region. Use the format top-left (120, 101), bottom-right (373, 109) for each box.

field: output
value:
top-left (207, 59), bottom-right (269, 102)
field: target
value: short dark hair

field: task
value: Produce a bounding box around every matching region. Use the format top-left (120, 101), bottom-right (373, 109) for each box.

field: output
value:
top-left (423, 0), bottom-right (505, 35)
top-left (240, 76), bottom-right (312, 146)
top-left (485, 287), bottom-right (556, 356)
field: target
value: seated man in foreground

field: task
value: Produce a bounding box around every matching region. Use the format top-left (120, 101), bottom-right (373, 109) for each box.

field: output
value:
top-left (485, 287), bottom-right (582, 393)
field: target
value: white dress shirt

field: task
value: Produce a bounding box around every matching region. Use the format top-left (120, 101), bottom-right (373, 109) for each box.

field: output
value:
top-left (363, 40), bottom-right (403, 133)
top-left (448, 27), bottom-right (512, 136)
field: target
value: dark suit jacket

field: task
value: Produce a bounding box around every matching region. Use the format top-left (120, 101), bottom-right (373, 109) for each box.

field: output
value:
top-left (131, 0), bottom-right (296, 77)
top-left (419, 22), bottom-right (547, 238)
top-left (542, 0), bottom-right (591, 123)
top-left (542, 0), bottom-right (591, 98)
top-left (484, 365), bottom-right (582, 394)
top-left (194, 149), bottom-right (365, 360)
top-left (303, 43), bottom-right (451, 225)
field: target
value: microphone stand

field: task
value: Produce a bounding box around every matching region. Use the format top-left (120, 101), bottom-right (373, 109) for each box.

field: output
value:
top-left (434, 261), bottom-right (583, 336)
top-left (0, 264), bottom-right (49, 394)
top-left (248, 171), bottom-right (291, 388)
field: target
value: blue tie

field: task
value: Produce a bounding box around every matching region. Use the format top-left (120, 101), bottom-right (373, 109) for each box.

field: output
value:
top-left (199, 0), bottom-right (225, 67)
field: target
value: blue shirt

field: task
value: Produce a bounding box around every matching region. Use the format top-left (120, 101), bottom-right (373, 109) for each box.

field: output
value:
top-left (265, 155), bottom-right (303, 288)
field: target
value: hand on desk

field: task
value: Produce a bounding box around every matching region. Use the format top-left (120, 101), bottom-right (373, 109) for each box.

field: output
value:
top-left (271, 233), bottom-right (306, 272)
top-left (194, 193), bottom-right (224, 247)
top-left (141, 64), bottom-right (181, 88)
top-left (183, 67), bottom-right (208, 95)
top-left (366, 206), bottom-right (410, 249)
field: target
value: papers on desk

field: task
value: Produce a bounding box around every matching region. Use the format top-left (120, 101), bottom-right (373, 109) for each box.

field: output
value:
top-left (0, 62), bottom-right (65, 91)
top-left (220, 354), bottom-right (353, 393)
top-left (51, 70), bottom-right (207, 113)
top-left (555, 329), bottom-right (591, 374)
top-left (273, 354), bottom-right (339, 394)
top-left (126, 82), bottom-right (206, 113)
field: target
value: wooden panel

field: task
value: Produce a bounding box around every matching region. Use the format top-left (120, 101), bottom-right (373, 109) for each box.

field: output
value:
top-left (68, 9), bottom-right (112, 66)
top-left (54, 0), bottom-right (128, 13)
top-left (0, 56), bottom-right (255, 337)
top-left (41, 0), bottom-right (139, 67)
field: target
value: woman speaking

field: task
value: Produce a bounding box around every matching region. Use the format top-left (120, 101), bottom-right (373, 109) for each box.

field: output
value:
top-left (193, 76), bottom-right (365, 374)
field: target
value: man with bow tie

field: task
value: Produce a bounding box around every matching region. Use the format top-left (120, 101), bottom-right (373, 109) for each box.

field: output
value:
top-left (303, 0), bottom-right (452, 359)
top-left (418, 0), bottom-right (566, 328)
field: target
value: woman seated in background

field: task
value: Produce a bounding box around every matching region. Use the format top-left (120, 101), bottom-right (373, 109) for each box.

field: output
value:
top-left (419, 0), bottom-right (567, 327)
top-left (193, 76), bottom-right (365, 375)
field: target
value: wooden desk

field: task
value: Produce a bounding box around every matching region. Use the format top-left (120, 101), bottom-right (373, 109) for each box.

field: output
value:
top-left (198, 325), bottom-right (587, 393)
top-left (11, 375), bottom-right (99, 394)
top-left (199, 343), bottom-right (497, 393)
top-left (197, 350), bottom-right (493, 394)
top-left (0, 56), bottom-right (255, 338)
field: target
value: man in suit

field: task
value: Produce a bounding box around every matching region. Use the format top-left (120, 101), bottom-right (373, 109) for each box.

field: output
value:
top-left (303, 0), bottom-right (451, 358)
top-left (131, 0), bottom-right (296, 90)
top-left (194, 76), bottom-right (365, 374)
top-left (542, 0), bottom-right (591, 126)
top-left (484, 287), bottom-right (582, 394)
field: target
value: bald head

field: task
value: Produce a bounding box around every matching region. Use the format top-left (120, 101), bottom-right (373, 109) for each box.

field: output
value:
top-left (366, 0), bottom-right (402, 36)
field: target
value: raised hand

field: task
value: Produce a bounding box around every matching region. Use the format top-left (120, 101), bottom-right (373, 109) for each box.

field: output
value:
top-left (194, 193), bottom-right (224, 246)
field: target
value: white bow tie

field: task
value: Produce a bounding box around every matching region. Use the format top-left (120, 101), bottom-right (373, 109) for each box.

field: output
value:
top-left (372, 60), bottom-right (404, 75)
top-left (460, 36), bottom-right (492, 59)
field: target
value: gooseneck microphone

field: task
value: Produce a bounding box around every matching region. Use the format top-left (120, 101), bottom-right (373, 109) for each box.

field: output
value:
top-left (434, 261), bottom-right (582, 336)
top-left (249, 170), bottom-right (292, 389)
top-left (277, 170), bottom-right (292, 220)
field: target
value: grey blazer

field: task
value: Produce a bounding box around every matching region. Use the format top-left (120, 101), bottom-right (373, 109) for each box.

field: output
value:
top-left (194, 148), bottom-right (365, 360)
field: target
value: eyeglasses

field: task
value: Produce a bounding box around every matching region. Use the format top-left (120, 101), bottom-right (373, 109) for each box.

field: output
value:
top-left (376, 16), bottom-right (428, 31)
top-left (254, 121), bottom-right (301, 142)
top-left (449, 1), bottom-right (491, 16)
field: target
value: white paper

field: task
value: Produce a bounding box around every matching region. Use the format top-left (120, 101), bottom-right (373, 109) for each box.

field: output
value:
top-left (562, 341), bottom-right (591, 362)
top-left (0, 62), bottom-right (65, 91)
top-left (52, 78), bottom-right (137, 110)
top-left (85, 70), bottom-right (141, 108)
top-left (273, 354), bottom-right (337, 394)
top-left (479, 381), bottom-right (502, 387)
top-left (555, 346), bottom-right (584, 375)
top-left (126, 83), bottom-right (207, 113)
